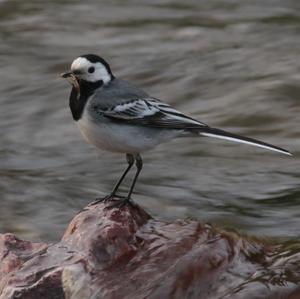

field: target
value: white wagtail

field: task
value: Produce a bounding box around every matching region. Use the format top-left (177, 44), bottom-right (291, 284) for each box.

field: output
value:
top-left (61, 54), bottom-right (291, 207)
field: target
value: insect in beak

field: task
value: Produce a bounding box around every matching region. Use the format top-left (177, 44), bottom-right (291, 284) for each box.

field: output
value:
top-left (60, 71), bottom-right (73, 78)
top-left (60, 71), bottom-right (80, 91)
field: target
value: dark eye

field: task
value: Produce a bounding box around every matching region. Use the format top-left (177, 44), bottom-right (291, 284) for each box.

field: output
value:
top-left (88, 66), bottom-right (95, 73)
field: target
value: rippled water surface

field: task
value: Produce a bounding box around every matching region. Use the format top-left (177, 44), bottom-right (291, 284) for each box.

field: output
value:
top-left (0, 0), bottom-right (299, 242)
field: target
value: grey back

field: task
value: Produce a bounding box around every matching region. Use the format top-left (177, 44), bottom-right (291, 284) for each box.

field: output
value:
top-left (89, 78), bottom-right (149, 110)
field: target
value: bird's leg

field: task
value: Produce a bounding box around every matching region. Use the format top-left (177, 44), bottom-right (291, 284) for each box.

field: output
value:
top-left (93, 154), bottom-right (134, 204)
top-left (110, 153), bottom-right (135, 197)
top-left (126, 154), bottom-right (143, 201)
top-left (107, 154), bottom-right (143, 208)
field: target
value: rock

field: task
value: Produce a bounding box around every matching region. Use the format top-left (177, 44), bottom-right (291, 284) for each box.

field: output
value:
top-left (0, 198), bottom-right (300, 299)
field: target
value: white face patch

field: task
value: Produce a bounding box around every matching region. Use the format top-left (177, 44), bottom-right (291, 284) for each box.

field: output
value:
top-left (71, 57), bottom-right (111, 84)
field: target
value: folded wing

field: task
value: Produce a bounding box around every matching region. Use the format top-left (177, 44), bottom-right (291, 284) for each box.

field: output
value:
top-left (94, 97), bottom-right (291, 156)
top-left (98, 98), bottom-right (208, 129)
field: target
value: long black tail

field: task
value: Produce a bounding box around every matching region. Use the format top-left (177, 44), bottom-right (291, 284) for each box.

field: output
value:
top-left (196, 127), bottom-right (291, 156)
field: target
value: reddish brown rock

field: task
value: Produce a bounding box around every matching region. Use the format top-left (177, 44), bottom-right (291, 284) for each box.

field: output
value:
top-left (0, 199), bottom-right (300, 299)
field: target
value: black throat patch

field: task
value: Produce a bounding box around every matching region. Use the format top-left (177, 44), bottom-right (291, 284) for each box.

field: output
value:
top-left (69, 79), bottom-right (103, 121)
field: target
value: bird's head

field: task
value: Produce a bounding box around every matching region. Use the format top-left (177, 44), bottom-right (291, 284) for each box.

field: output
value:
top-left (61, 54), bottom-right (114, 89)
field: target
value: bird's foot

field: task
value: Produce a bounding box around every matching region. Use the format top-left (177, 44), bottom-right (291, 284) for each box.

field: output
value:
top-left (90, 194), bottom-right (125, 206)
top-left (105, 197), bottom-right (136, 209)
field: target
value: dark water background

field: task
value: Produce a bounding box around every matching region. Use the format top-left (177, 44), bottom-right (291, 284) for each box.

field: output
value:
top-left (0, 0), bottom-right (299, 242)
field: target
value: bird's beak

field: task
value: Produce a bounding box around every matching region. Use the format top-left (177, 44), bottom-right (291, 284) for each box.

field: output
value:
top-left (60, 71), bottom-right (73, 78)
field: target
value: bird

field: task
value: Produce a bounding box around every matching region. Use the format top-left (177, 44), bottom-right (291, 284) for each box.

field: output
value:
top-left (61, 54), bottom-right (291, 207)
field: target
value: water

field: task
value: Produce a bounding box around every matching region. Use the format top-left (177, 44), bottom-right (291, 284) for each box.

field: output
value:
top-left (0, 0), bottom-right (299, 242)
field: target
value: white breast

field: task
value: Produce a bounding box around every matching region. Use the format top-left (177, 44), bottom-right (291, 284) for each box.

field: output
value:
top-left (77, 111), bottom-right (178, 154)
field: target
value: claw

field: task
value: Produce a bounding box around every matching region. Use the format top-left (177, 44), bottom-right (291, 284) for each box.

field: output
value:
top-left (90, 194), bottom-right (125, 206)
top-left (105, 197), bottom-right (137, 209)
